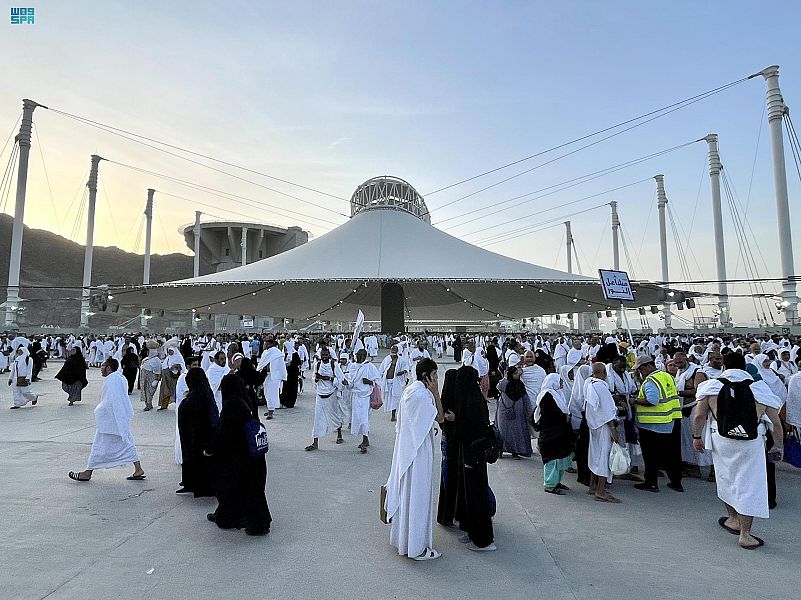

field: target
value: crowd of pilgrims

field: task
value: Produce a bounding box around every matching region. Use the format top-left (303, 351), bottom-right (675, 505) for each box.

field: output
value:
top-left (3, 329), bottom-right (800, 552)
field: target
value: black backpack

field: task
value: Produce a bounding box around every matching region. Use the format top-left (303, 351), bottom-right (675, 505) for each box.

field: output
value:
top-left (715, 378), bottom-right (759, 440)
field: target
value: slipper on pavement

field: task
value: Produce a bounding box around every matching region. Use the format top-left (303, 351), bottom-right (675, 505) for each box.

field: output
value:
top-left (412, 548), bottom-right (441, 561)
top-left (718, 516), bottom-right (740, 535)
top-left (740, 536), bottom-right (764, 550)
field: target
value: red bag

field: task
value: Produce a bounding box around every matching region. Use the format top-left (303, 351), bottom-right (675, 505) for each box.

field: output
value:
top-left (370, 383), bottom-right (383, 410)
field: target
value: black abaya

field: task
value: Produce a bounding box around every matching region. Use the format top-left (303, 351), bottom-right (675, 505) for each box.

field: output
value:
top-left (575, 414), bottom-right (591, 486)
top-left (121, 351), bottom-right (139, 395)
top-left (236, 358), bottom-right (266, 414)
top-left (436, 369), bottom-right (460, 526)
top-left (536, 392), bottom-right (574, 464)
top-left (454, 365), bottom-right (494, 548)
top-left (211, 374), bottom-right (272, 534)
top-left (280, 352), bottom-right (301, 408)
top-left (486, 346), bottom-right (501, 399)
top-left (453, 337), bottom-right (463, 363)
top-left (178, 381), bottom-right (217, 498)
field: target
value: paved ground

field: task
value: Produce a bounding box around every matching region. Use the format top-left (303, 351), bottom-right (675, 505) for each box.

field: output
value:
top-left (2, 353), bottom-right (800, 600)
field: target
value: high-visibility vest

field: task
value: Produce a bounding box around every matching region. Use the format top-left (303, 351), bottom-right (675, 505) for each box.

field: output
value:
top-left (636, 370), bottom-right (682, 424)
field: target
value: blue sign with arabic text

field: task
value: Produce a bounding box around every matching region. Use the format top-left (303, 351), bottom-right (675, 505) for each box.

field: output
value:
top-left (599, 269), bottom-right (635, 302)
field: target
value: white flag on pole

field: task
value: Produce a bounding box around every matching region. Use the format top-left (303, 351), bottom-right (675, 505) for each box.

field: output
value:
top-left (351, 309), bottom-right (365, 356)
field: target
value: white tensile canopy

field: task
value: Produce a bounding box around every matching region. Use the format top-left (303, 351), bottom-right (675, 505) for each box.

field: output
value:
top-left (113, 200), bottom-right (672, 323)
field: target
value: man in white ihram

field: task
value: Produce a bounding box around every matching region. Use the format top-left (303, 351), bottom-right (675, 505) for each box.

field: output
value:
top-left (68, 358), bottom-right (145, 482)
top-left (205, 351), bottom-right (230, 413)
top-left (693, 352), bottom-right (783, 550)
top-left (349, 349), bottom-right (380, 453)
top-left (384, 358), bottom-right (450, 561)
top-left (258, 338), bottom-right (287, 420)
top-left (583, 362), bottom-right (621, 503)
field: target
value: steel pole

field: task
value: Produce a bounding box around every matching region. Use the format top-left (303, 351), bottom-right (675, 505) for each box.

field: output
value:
top-left (654, 174), bottom-right (672, 329)
top-left (143, 189), bottom-right (154, 285)
top-left (193, 211), bottom-right (201, 278)
top-left (80, 155), bottom-right (103, 329)
top-left (759, 66), bottom-right (798, 324)
top-left (4, 99), bottom-right (43, 329)
top-left (565, 221), bottom-right (574, 330)
top-left (703, 134), bottom-right (731, 326)
top-left (610, 201), bottom-right (623, 329)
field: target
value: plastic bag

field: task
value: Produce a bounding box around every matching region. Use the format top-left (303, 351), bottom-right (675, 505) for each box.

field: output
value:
top-left (609, 442), bottom-right (631, 476)
top-left (369, 383), bottom-right (383, 410)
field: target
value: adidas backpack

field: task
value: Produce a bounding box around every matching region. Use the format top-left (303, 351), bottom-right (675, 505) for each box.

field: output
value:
top-left (715, 378), bottom-right (758, 441)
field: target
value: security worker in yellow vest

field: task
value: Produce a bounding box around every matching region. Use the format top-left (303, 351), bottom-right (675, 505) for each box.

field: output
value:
top-left (630, 355), bottom-right (684, 492)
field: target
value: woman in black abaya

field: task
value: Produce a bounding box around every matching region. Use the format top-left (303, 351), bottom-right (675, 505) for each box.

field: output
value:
top-left (452, 335), bottom-right (464, 363)
top-left (280, 351), bottom-right (301, 408)
top-left (120, 346), bottom-right (140, 395)
top-left (236, 357), bottom-right (266, 413)
top-left (436, 369), bottom-right (460, 527)
top-left (177, 368), bottom-right (219, 497)
top-left (208, 373), bottom-right (272, 536)
top-left (454, 365), bottom-right (495, 551)
top-left (55, 347), bottom-right (88, 406)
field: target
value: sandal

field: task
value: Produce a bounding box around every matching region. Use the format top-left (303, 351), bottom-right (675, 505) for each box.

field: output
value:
top-left (739, 536), bottom-right (764, 550)
top-left (718, 516), bottom-right (740, 535)
top-left (544, 487), bottom-right (565, 495)
top-left (305, 445), bottom-right (318, 451)
top-left (126, 473), bottom-right (146, 480)
top-left (68, 471), bottom-right (91, 482)
top-left (412, 547), bottom-right (441, 561)
top-left (594, 495), bottom-right (621, 504)
top-left (557, 483), bottom-right (570, 491)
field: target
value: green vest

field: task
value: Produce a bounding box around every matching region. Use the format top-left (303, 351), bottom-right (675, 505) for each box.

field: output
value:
top-left (636, 370), bottom-right (682, 424)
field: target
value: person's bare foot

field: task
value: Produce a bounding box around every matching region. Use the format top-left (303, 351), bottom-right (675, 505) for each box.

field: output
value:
top-left (739, 531), bottom-right (764, 549)
top-left (594, 493), bottom-right (621, 503)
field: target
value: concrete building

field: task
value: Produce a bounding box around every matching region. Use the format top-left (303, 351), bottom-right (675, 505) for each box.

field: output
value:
top-left (181, 220), bottom-right (308, 275)
top-left (180, 220), bottom-right (308, 331)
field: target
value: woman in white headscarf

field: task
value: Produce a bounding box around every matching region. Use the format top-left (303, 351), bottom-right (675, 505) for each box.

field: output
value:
top-left (754, 354), bottom-right (788, 404)
top-left (534, 373), bottom-right (574, 494)
top-left (7, 346), bottom-right (38, 409)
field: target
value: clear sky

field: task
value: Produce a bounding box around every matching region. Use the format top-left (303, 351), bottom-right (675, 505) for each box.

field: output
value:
top-left (1, 0), bottom-right (800, 326)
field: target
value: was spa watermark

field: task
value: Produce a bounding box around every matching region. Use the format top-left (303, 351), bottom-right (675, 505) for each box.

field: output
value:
top-left (10, 7), bottom-right (35, 25)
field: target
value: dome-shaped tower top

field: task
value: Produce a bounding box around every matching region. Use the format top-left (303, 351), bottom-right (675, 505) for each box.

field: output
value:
top-left (350, 176), bottom-right (431, 223)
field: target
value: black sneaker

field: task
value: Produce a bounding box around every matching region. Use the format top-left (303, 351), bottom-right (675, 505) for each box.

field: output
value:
top-left (634, 483), bottom-right (659, 493)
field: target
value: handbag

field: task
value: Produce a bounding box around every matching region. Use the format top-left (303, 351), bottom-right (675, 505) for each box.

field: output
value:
top-left (370, 383), bottom-right (383, 410)
top-left (244, 416), bottom-right (269, 456)
top-left (471, 423), bottom-right (503, 464)
top-left (784, 429), bottom-right (801, 469)
top-left (609, 442), bottom-right (631, 476)
top-left (14, 358), bottom-right (30, 387)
